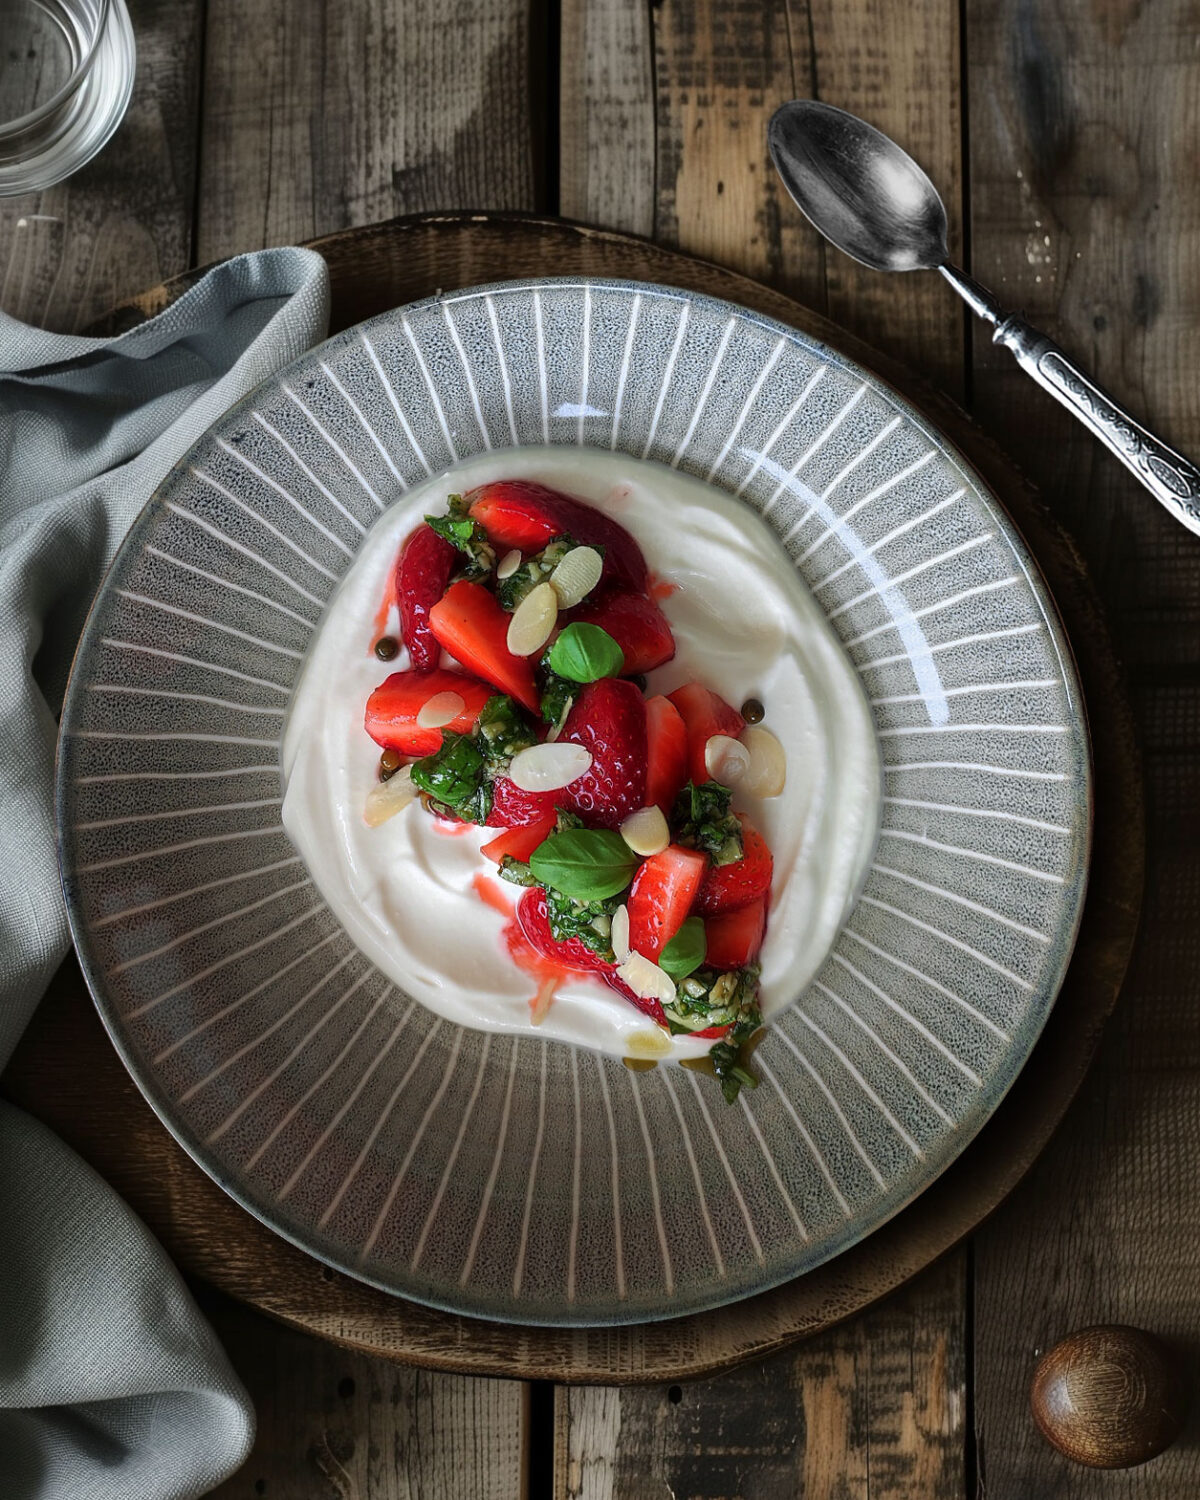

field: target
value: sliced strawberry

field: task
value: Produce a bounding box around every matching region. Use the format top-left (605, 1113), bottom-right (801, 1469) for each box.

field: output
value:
top-left (516, 887), bottom-right (613, 974)
top-left (481, 814), bottom-right (557, 865)
top-left (558, 677), bottom-right (648, 829)
top-left (465, 481), bottom-right (563, 552)
top-left (485, 777), bottom-right (560, 829)
top-left (466, 480), bottom-right (647, 591)
top-left (428, 580), bottom-right (540, 712)
top-left (704, 897), bottom-right (767, 967)
top-left (395, 523), bottom-right (457, 670)
top-left (689, 1023), bottom-right (733, 1039)
top-left (626, 845), bottom-right (708, 962)
top-left (603, 971), bottom-right (668, 1028)
top-left (696, 817), bottom-right (773, 916)
top-left (364, 668), bottom-right (493, 756)
top-left (667, 683), bottom-right (747, 786)
top-left (567, 589), bottom-right (675, 675)
top-left (645, 695), bottom-right (689, 812)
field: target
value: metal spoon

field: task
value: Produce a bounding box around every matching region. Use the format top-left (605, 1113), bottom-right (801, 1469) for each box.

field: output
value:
top-left (769, 98), bottom-right (1200, 537)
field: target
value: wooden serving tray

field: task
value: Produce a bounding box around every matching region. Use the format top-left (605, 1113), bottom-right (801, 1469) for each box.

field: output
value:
top-left (3, 213), bottom-right (1143, 1383)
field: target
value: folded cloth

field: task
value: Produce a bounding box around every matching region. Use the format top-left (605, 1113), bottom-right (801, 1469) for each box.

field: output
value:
top-left (0, 249), bottom-right (331, 1499)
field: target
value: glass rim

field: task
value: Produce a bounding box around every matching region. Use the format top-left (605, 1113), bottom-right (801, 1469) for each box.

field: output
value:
top-left (0, 0), bottom-right (114, 141)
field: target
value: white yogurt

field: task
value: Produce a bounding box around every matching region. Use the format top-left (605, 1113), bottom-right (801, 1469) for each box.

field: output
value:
top-left (281, 450), bottom-right (881, 1061)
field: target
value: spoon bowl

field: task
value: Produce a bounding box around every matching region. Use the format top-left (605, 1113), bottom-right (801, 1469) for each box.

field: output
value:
top-left (768, 97), bottom-right (1200, 537)
top-left (768, 100), bottom-right (949, 273)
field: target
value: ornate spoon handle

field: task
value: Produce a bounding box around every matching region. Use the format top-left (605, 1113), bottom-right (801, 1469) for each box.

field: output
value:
top-left (940, 264), bottom-right (1200, 538)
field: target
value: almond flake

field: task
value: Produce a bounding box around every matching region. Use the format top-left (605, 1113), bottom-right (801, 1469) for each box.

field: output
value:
top-left (739, 724), bottom-right (787, 797)
top-left (619, 805), bottom-right (669, 857)
top-left (508, 741), bottom-right (592, 792)
top-left (415, 690), bottom-right (465, 729)
top-left (616, 950), bottom-right (676, 1006)
top-left (704, 733), bottom-right (751, 783)
top-left (506, 581), bottom-right (558, 656)
top-left (611, 903), bottom-right (631, 962)
top-left (548, 545), bottom-right (604, 608)
top-left (363, 765), bottom-right (417, 827)
top-left (497, 549), bottom-right (522, 580)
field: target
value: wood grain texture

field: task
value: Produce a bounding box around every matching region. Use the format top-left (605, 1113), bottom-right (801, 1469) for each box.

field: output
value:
top-left (636, 0), bottom-right (964, 391)
top-left (196, 0), bottom-right (541, 263)
top-left (967, 1), bottom-right (1200, 1494)
top-left (14, 217), bottom-right (1140, 1390)
top-left (559, 0), bottom-right (655, 235)
top-left (198, 1292), bottom-right (527, 1499)
top-left (0, 0), bottom-right (201, 331)
top-left (554, 1255), bottom-right (965, 1499)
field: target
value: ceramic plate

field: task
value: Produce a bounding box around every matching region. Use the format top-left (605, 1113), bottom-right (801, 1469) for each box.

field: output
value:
top-left (57, 279), bottom-right (1090, 1325)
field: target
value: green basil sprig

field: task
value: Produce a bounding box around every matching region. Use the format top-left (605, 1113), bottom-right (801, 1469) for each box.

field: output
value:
top-left (658, 916), bottom-right (706, 981)
top-left (529, 828), bottom-right (636, 901)
top-left (547, 623), bottom-right (625, 684)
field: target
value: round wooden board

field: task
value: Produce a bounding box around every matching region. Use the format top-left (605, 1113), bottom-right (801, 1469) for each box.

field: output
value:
top-left (5, 213), bottom-right (1144, 1384)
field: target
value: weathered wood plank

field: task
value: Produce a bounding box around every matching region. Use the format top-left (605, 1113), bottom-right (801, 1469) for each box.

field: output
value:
top-left (199, 1291), bottom-right (528, 1500)
top-left (555, 6), bottom-right (968, 1491)
top-left (967, 1), bottom-right (1200, 1493)
top-left (196, 0), bottom-right (542, 263)
top-left (606, 0), bottom-right (966, 391)
top-left (559, 0), bottom-right (655, 236)
top-left (0, 0), bottom-right (202, 332)
top-left (554, 1254), bottom-right (966, 1500)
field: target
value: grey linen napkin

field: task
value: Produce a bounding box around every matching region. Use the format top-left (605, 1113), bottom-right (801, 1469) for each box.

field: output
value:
top-left (0, 248), bottom-right (331, 1499)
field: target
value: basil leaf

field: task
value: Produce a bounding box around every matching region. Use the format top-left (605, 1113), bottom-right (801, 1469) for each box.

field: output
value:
top-left (672, 780), bottom-right (744, 865)
top-left (544, 887), bottom-right (620, 960)
top-left (410, 732), bottom-right (491, 823)
top-left (425, 495), bottom-right (495, 580)
top-left (474, 694), bottom-right (537, 774)
top-left (659, 916), bottom-right (706, 981)
top-left (538, 670), bottom-right (577, 733)
top-left (529, 828), bottom-right (636, 901)
top-left (547, 623), bottom-right (625, 684)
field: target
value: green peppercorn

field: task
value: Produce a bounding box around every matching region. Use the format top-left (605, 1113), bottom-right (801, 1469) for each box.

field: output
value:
top-left (741, 697), bottom-right (765, 724)
top-left (374, 636), bottom-right (399, 661)
top-left (379, 748), bottom-right (402, 780)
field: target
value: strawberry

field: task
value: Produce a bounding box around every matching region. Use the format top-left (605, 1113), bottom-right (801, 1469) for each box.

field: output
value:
top-left (558, 677), bottom-right (648, 828)
top-left (364, 668), bottom-right (493, 756)
top-left (395, 523), bottom-right (457, 670)
top-left (604, 971), bottom-right (668, 1028)
top-left (465, 481), bottom-right (562, 552)
top-left (481, 814), bottom-right (556, 864)
top-left (696, 817), bottom-right (773, 915)
top-left (515, 889), bottom-right (668, 1026)
top-left (465, 480), bottom-right (647, 591)
top-left (626, 845), bottom-right (708, 962)
top-left (516, 887), bottom-right (613, 974)
top-left (644, 695), bottom-right (688, 812)
top-left (567, 588), bottom-right (675, 675)
top-left (667, 683), bottom-right (746, 786)
top-left (704, 897), bottom-right (767, 967)
top-left (428, 580), bottom-right (540, 712)
top-left (485, 777), bottom-right (560, 828)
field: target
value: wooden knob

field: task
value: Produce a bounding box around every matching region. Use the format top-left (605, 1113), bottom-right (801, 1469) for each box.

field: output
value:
top-left (1031, 1325), bottom-right (1188, 1468)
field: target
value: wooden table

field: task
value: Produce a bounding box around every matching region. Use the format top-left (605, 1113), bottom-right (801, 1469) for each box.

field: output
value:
top-left (3, 2), bottom-right (1198, 1495)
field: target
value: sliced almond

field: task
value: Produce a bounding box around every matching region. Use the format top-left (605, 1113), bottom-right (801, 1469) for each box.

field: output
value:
top-left (548, 545), bottom-right (604, 608)
top-left (529, 974), bottom-right (557, 1024)
top-left (363, 765), bottom-right (417, 827)
top-left (704, 733), bottom-right (751, 784)
top-left (496, 548), bottom-right (522, 580)
top-left (506, 581), bottom-right (559, 656)
top-left (508, 741), bottom-right (592, 792)
top-left (739, 724), bottom-right (787, 797)
top-left (616, 950), bottom-right (676, 1006)
top-left (611, 903), bottom-right (631, 963)
top-left (619, 805), bottom-right (670, 857)
top-left (545, 696), bottom-right (573, 743)
top-left (415, 690), bottom-right (465, 729)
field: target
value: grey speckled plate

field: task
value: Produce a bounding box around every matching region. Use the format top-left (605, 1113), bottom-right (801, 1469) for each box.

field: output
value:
top-left (57, 279), bottom-right (1091, 1325)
